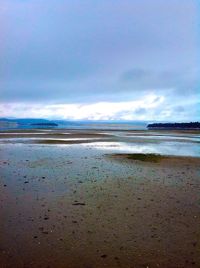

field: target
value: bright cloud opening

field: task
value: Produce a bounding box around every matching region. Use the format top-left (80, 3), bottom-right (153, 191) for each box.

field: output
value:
top-left (0, 94), bottom-right (164, 120)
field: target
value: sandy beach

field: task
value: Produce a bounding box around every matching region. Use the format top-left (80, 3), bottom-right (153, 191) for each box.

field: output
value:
top-left (0, 129), bottom-right (200, 267)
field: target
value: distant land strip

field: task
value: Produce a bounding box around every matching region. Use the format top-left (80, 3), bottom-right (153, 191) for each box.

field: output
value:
top-left (147, 122), bottom-right (200, 130)
top-left (31, 123), bottom-right (58, 126)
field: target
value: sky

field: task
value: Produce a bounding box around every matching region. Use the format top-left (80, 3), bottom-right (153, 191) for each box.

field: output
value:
top-left (0, 0), bottom-right (199, 121)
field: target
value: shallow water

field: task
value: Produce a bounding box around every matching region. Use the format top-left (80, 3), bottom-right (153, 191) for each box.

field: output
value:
top-left (0, 129), bottom-right (199, 157)
top-left (83, 139), bottom-right (200, 157)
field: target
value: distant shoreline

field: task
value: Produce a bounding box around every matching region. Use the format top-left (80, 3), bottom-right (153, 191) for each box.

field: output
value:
top-left (148, 127), bottom-right (200, 130)
top-left (147, 122), bottom-right (200, 130)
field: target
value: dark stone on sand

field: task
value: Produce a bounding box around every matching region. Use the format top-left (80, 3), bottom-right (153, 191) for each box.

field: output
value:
top-left (42, 231), bottom-right (49, 235)
top-left (72, 202), bottom-right (86, 206)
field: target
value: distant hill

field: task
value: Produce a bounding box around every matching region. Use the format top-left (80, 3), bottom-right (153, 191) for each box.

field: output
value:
top-left (0, 118), bottom-right (147, 130)
top-left (147, 122), bottom-right (200, 130)
top-left (0, 118), bottom-right (50, 125)
top-left (0, 118), bottom-right (57, 129)
top-left (0, 118), bottom-right (80, 129)
top-left (0, 118), bottom-right (76, 125)
top-left (31, 122), bottom-right (58, 126)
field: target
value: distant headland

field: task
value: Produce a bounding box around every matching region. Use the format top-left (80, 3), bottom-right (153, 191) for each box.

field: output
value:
top-left (31, 122), bottom-right (58, 126)
top-left (147, 122), bottom-right (200, 130)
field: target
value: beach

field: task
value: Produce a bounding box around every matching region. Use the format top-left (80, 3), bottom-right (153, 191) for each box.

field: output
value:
top-left (0, 129), bottom-right (200, 267)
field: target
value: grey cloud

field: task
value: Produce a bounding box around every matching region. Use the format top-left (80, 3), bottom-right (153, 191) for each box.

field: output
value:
top-left (134, 108), bottom-right (147, 115)
top-left (120, 68), bottom-right (198, 95)
top-left (121, 69), bottom-right (149, 81)
top-left (0, 0), bottom-right (199, 121)
top-left (174, 106), bottom-right (185, 113)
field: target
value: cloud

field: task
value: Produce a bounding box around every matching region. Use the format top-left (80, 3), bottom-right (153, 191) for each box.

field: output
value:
top-left (0, 94), bottom-right (164, 120)
top-left (121, 69), bottom-right (149, 81)
top-left (120, 68), bottom-right (198, 95)
top-left (0, 0), bottom-right (199, 120)
top-left (1, 92), bottom-right (199, 121)
top-left (134, 108), bottom-right (148, 115)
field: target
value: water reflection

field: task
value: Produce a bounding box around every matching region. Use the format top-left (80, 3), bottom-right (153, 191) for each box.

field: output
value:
top-left (0, 137), bottom-right (103, 143)
top-left (0, 130), bottom-right (199, 157)
top-left (82, 141), bottom-right (200, 157)
top-left (124, 135), bottom-right (200, 142)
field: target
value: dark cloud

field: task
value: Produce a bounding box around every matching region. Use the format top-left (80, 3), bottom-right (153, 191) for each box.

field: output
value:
top-left (120, 68), bottom-right (197, 94)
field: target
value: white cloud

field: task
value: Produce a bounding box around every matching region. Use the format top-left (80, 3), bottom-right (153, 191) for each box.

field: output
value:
top-left (1, 94), bottom-right (165, 120)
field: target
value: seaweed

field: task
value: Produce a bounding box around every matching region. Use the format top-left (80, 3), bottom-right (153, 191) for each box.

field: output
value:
top-left (126, 153), bottom-right (164, 162)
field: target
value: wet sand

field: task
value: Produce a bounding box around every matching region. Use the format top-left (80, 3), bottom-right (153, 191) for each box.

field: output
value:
top-left (0, 130), bottom-right (200, 267)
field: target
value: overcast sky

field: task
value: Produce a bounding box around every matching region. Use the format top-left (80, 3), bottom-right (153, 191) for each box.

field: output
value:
top-left (0, 0), bottom-right (199, 121)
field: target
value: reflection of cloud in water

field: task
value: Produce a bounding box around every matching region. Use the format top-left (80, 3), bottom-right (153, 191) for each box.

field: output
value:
top-left (124, 135), bottom-right (200, 142)
top-left (82, 142), bottom-right (159, 153)
top-left (0, 132), bottom-right (50, 135)
top-left (0, 133), bottom-right (199, 157)
top-left (82, 141), bottom-right (200, 157)
top-left (0, 137), bottom-right (101, 141)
